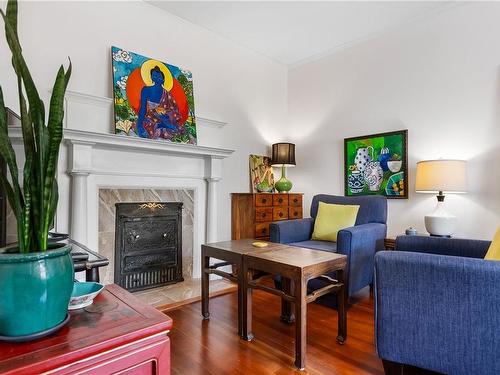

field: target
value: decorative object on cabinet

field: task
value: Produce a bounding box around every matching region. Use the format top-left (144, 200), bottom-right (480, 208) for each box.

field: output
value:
top-left (249, 154), bottom-right (275, 193)
top-left (416, 159), bottom-right (467, 237)
top-left (344, 130), bottom-right (408, 198)
top-left (271, 143), bottom-right (296, 193)
top-left (0, 0), bottom-right (74, 341)
top-left (0, 285), bottom-right (173, 374)
top-left (112, 46), bottom-right (197, 144)
top-left (231, 193), bottom-right (303, 240)
top-left (405, 227), bottom-right (418, 236)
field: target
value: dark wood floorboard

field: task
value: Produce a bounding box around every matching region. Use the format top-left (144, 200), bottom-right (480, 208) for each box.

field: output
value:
top-left (167, 286), bottom-right (384, 375)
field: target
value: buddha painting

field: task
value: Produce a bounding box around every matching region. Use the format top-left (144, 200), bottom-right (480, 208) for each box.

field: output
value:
top-left (112, 47), bottom-right (197, 144)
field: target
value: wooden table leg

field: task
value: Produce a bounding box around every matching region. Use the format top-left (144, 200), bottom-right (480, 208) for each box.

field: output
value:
top-left (201, 253), bottom-right (210, 320)
top-left (294, 277), bottom-right (307, 370)
top-left (280, 277), bottom-right (295, 323)
top-left (241, 263), bottom-right (254, 341)
top-left (236, 264), bottom-right (243, 337)
top-left (336, 268), bottom-right (347, 344)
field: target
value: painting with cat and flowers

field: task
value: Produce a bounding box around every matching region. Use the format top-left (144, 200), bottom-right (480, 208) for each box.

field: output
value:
top-left (344, 130), bottom-right (408, 199)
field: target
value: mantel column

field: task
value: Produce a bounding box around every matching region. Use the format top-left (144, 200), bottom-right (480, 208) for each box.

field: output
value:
top-left (205, 157), bottom-right (223, 243)
top-left (66, 140), bottom-right (94, 245)
top-left (70, 172), bottom-right (89, 244)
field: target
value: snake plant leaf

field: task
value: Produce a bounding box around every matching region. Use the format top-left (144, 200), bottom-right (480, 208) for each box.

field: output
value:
top-left (5, 0), bottom-right (17, 41)
top-left (1, 0), bottom-right (71, 252)
top-left (1, 8), bottom-right (45, 165)
top-left (41, 65), bottom-right (71, 248)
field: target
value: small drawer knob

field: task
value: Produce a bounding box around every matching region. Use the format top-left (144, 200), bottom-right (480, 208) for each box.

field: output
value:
top-left (278, 198), bottom-right (283, 203)
top-left (261, 229), bottom-right (266, 234)
top-left (262, 213), bottom-right (266, 217)
top-left (262, 198), bottom-right (267, 203)
top-left (279, 212), bottom-right (283, 217)
top-left (293, 199), bottom-right (298, 203)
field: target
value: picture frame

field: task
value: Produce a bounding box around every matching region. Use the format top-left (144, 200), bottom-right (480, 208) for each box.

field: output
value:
top-left (111, 46), bottom-right (197, 144)
top-left (344, 130), bottom-right (408, 199)
top-left (249, 155), bottom-right (275, 193)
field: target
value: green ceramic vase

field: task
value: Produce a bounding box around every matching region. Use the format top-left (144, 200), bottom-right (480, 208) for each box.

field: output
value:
top-left (0, 243), bottom-right (74, 338)
top-left (274, 165), bottom-right (293, 193)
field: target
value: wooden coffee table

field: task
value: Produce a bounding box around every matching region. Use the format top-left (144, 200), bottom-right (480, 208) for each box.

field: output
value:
top-left (242, 246), bottom-right (347, 370)
top-left (201, 240), bottom-right (347, 370)
top-left (201, 239), bottom-right (287, 336)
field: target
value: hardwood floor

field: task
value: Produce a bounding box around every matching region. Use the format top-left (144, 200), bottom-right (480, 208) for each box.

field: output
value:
top-left (167, 286), bottom-right (383, 375)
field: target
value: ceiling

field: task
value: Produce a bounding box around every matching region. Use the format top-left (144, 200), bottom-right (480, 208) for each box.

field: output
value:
top-left (148, 1), bottom-right (450, 66)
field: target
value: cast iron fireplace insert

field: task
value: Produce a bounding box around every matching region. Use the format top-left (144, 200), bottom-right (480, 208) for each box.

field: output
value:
top-left (114, 202), bottom-right (183, 292)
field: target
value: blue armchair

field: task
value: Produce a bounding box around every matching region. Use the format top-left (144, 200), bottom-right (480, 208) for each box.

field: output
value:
top-left (270, 194), bottom-right (387, 300)
top-left (375, 236), bottom-right (500, 375)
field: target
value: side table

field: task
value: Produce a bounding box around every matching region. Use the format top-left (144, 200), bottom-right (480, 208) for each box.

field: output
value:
top-left (384, 237), bottom-right (396, 250)
top-left (0, 284), bottom-right (172, 374)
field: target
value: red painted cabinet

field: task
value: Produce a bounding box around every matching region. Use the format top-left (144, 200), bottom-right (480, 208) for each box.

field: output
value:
top-left (0, 284), bottom-right (172, 375)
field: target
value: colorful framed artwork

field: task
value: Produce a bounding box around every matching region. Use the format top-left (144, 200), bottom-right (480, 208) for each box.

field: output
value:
top-left (111, 46), bottom-right (197, 144)
top-left (344, 130), bottom-right (408, 199)
top-left (249, 155), bottom-right (275, 193)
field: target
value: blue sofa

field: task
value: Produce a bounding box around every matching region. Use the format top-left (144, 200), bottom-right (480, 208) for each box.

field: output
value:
top-left (270, 194), bottom-right (387, 300)
top-left (375, 235), bottom-right (500, 375)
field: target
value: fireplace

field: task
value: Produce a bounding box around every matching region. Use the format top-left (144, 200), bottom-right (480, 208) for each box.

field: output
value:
top-left (8, 125), bottom-right (234, 282)
top-left (114, 202), bottom-right (184, 292)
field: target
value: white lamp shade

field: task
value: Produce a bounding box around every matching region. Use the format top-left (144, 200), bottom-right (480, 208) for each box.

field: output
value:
top-left (415, 159), bottom-right (467, 193)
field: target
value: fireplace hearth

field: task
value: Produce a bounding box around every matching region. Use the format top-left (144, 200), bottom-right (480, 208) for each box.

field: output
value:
top-left (114, 202), bottom-right (183, 292)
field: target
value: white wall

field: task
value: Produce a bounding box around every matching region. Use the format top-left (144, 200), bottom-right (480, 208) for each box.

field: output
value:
top-left (0, 1), bottom-right (288, 242)
top-left (287, 2), bottom-right (500, 239)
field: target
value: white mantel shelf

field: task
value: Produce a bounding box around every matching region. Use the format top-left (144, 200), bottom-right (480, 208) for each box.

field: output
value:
top-left (7, 127), bottom-right (234, 159)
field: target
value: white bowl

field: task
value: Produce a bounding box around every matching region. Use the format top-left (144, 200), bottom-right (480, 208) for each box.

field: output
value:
top-left (68, 282), bottom-right (104, 310)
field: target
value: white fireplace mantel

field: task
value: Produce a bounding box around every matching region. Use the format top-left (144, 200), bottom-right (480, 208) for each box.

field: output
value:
top-left (8, 127), bottom-right (234, 161)
top-left (8, 126), bottom-right (234, 279)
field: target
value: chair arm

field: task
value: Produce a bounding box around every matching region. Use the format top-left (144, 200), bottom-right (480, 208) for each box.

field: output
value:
top-left (375, 251), bottom-right (500, 375)
top-left (337, 223), bottom-right (387, 294)
top-left (269, 218), bottom-right (314, 244)
top-left (395, 235), bottom-right (491, 258)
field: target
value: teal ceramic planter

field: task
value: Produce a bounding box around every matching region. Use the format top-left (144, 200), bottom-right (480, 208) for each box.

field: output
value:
top-left (0, 243), bottom-right (74, 338)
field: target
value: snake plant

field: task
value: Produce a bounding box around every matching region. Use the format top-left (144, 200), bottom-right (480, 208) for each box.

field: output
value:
top-left (0, 0), bottom-right (71, 253)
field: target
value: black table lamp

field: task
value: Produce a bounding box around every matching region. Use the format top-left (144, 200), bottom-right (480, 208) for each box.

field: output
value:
top-left (271, 143), bottom-right (296, 192)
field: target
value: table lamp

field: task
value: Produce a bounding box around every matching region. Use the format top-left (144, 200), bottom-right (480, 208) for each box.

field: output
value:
top-left (271, 143), bottom-right (296, 192)
top-left (415, 159), bottom-right (467, 237)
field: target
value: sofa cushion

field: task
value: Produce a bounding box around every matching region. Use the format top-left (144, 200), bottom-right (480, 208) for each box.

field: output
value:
top-left (311, 202), bottom-right (359, 242)
top-left (310, 194), bottom-right (387, 225)
top-left (289, 240), bottom-right (337, 253)
top-left (485, 226), bottom-right (500, 260)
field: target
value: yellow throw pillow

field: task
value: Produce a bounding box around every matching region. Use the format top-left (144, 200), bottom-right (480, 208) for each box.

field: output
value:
top-left (311, 202), bottom-right (360, 242)
top-left (484, 226), bottom-right (500, 260)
